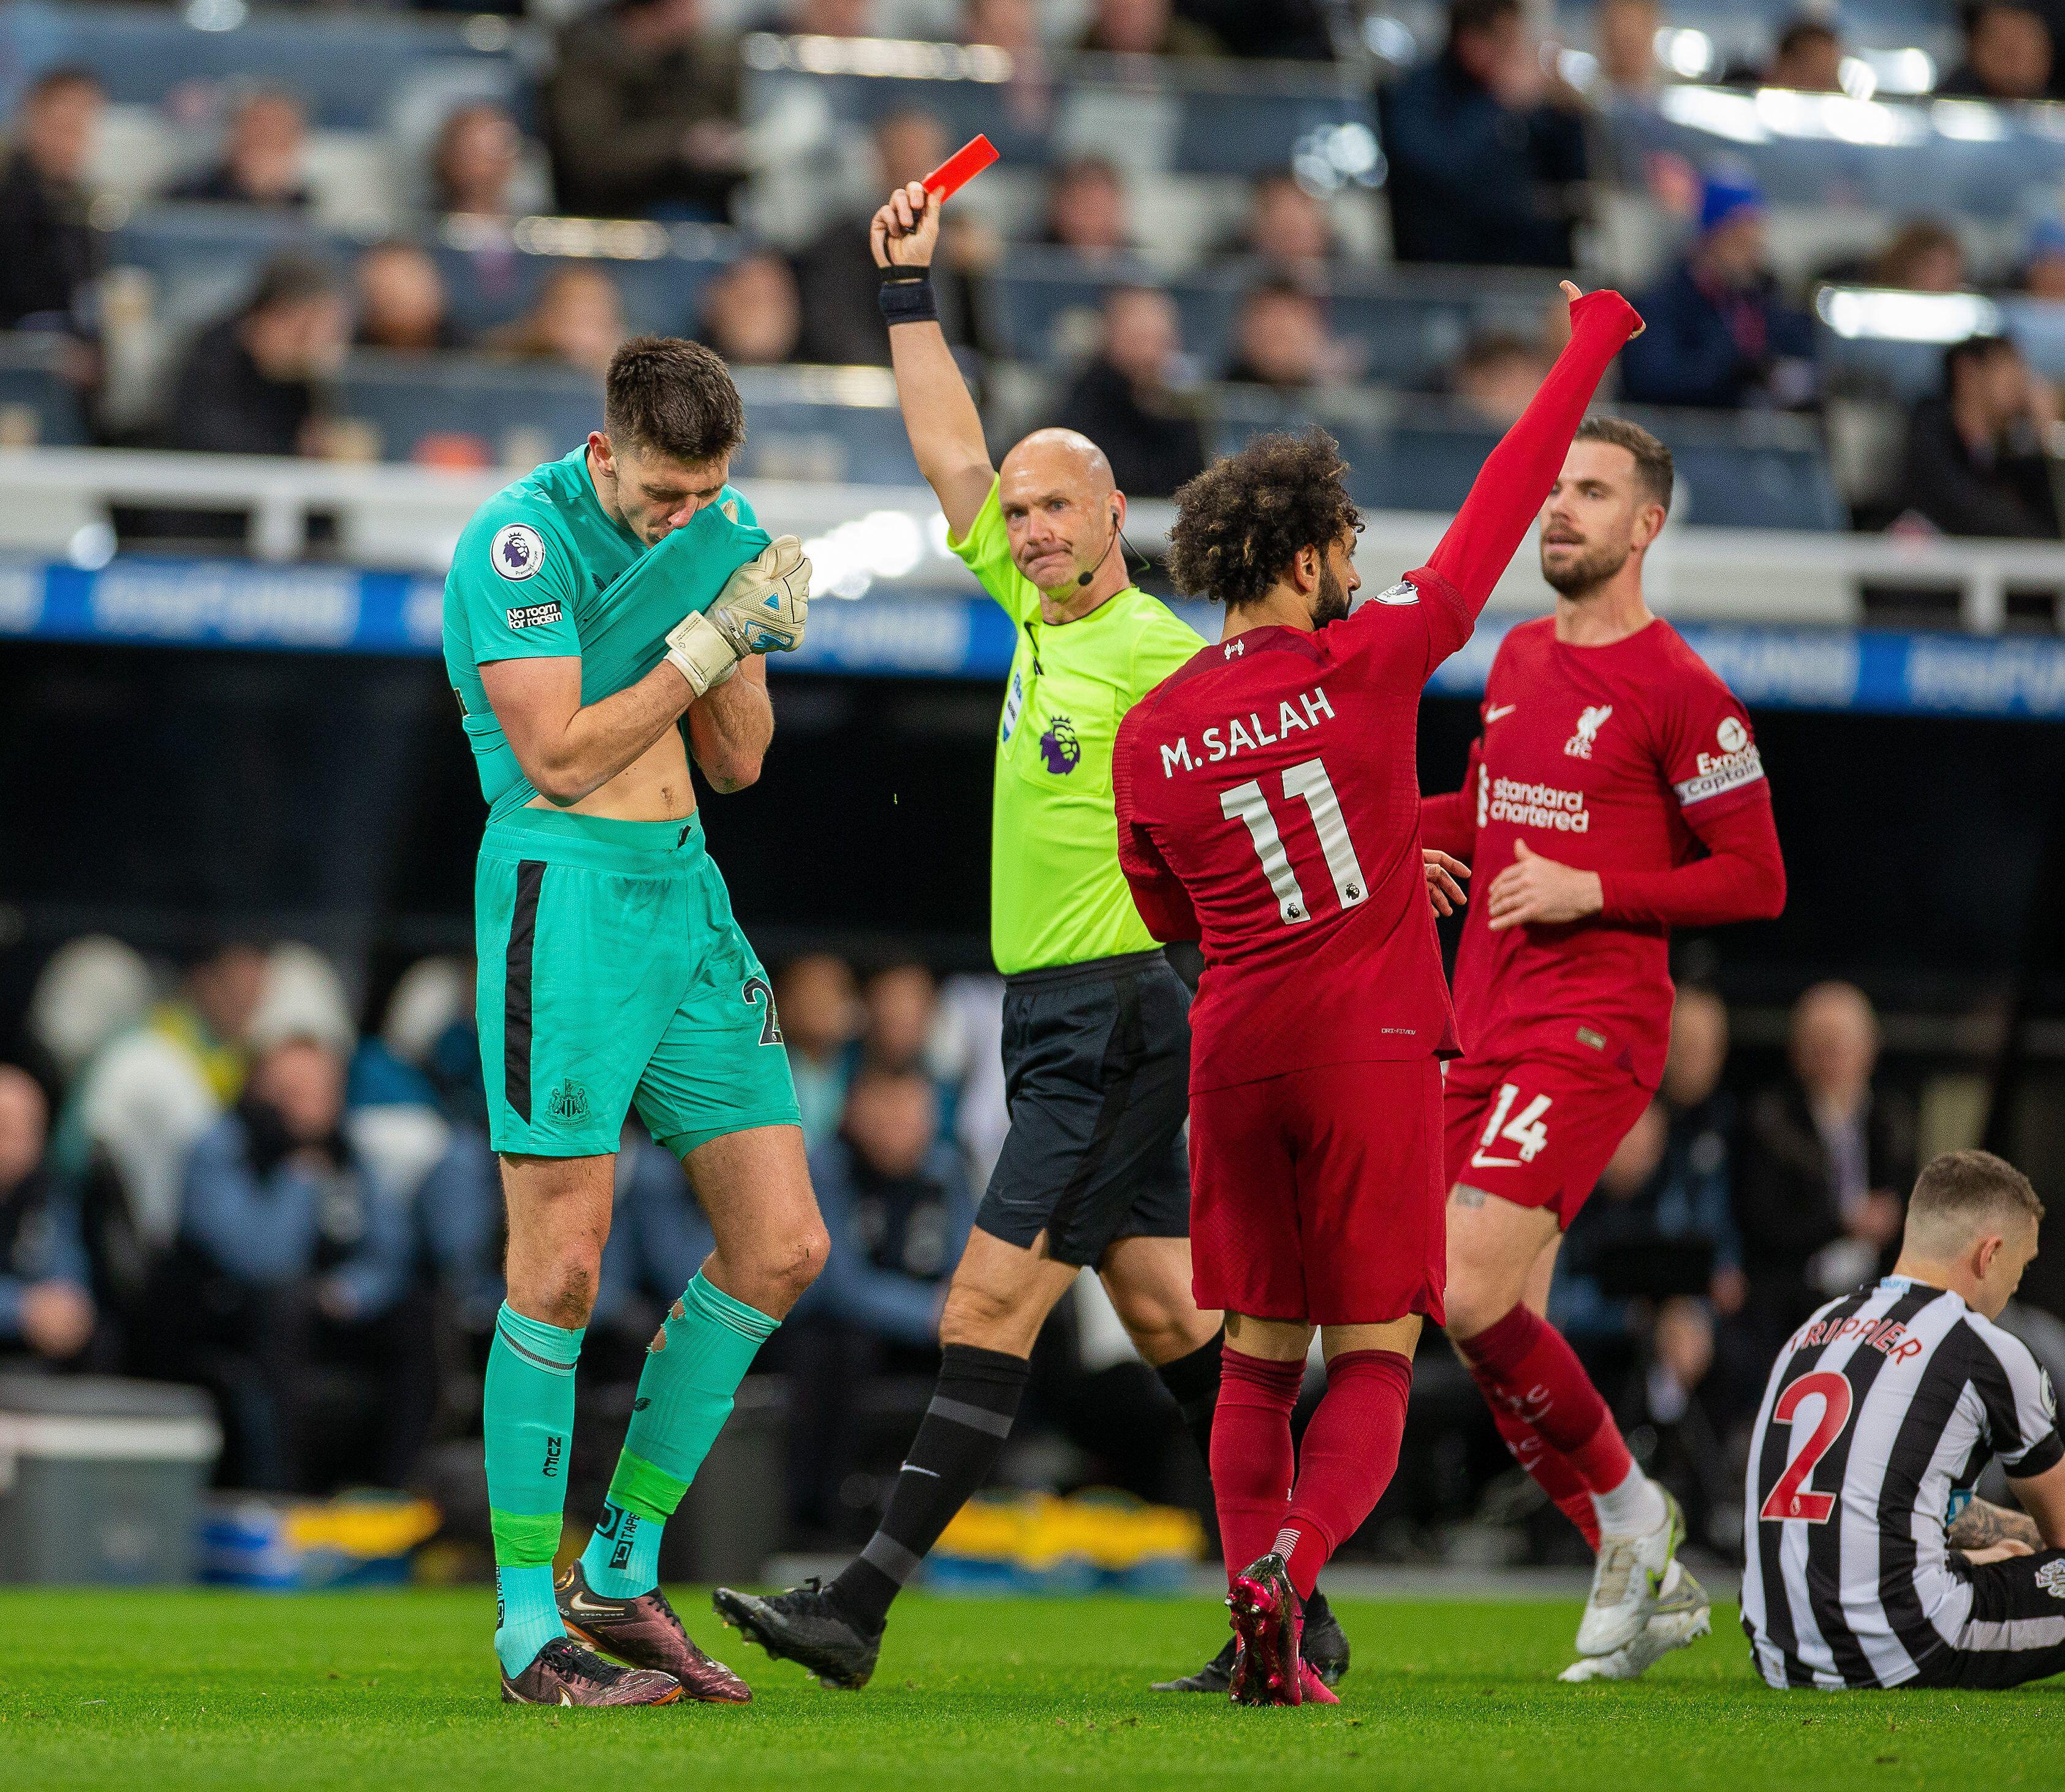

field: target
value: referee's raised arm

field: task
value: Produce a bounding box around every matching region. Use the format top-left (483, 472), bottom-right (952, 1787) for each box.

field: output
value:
top-left (871, 180), bottom-right (995, 540)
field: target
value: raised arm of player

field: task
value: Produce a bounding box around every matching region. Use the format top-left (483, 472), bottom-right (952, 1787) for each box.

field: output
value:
top-left (872, 182), bottom-right (995, 541)
top-left (1411, 285), bottom-right (1644, 631)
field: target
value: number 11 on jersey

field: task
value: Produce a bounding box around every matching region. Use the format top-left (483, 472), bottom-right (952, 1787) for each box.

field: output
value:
top-left (1219, 756), bottom-right (1368, 927)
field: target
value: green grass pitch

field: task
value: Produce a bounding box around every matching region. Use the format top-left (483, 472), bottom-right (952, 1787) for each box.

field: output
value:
top-left (1, 1588), bottom-right (2057, 1790)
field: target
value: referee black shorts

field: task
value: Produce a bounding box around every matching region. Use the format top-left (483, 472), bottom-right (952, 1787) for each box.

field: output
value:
top-left (976, 948), bottom-right (1192, 1269)
top-left (1913, 1548), bottom-right (2065, 1689)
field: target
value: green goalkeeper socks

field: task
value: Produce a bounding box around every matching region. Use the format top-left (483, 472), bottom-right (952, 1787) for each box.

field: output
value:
top-left (484, 1303), bottom-right (584, 1674)
top-left (579, 1273), bottom-right (778, 1596)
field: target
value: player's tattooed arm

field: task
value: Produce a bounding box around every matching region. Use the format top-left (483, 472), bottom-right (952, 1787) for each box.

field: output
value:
top-left (1947, 1497), bottom-right (2044, 1557)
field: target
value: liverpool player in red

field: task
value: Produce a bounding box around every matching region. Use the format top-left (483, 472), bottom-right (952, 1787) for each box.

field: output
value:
top-left (1113, 284), bottom-right (1643, 1705)
top-left (1422, 416), bottom-right (1786, 1677)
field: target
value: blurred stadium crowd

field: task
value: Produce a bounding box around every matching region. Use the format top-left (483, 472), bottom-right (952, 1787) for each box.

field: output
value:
top-left (10, 925), bottom-right (2058, 1566)
top-left (2, 0), bottom-right (2065, 532)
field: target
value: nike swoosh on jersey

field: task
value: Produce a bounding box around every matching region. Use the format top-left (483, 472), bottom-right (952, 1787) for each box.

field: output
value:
top-left (1485, 704), bottom-right (1518, 723)
top-left (1469, 1148), bottom-right (1525, 1169)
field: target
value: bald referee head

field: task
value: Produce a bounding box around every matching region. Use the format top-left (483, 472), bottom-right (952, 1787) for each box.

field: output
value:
top-left (1893, 1148), bottom-right (2045, 1320)
top-left (994, 427), bottom-right (1129, 600)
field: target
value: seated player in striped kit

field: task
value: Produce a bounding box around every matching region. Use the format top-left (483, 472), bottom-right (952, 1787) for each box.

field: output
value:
top-left (1743, 1149), bottom-right (2065, 1691)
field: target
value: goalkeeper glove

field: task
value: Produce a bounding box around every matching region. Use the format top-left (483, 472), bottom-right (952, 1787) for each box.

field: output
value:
top-left (664, 536), bottom-right (813, 696)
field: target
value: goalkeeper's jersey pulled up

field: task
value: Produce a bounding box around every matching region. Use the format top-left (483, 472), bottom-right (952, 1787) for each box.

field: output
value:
top-left (442, 445), bottom-right (765, 818)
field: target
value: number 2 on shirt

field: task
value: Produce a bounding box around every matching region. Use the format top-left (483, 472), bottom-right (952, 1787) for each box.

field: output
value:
top-left (1219, 756), bottom-right (1368, 926)
top-left (1760, 1370), bottom-right (1854, 1524)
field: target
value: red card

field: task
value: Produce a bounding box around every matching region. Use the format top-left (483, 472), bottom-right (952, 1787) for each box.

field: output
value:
top-left (923, 134), bottom-right (999, 202)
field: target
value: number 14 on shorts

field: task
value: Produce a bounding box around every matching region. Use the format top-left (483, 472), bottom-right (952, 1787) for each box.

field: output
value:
top-left (1472, 1082), bottom-right (1553, 1169)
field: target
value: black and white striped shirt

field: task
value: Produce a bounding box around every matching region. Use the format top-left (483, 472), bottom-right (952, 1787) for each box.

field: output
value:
top-left (1741, 1275), bottom-right (2063, 1689)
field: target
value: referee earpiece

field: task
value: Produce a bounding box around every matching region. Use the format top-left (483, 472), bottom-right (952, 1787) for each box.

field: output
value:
top-left (1076, 505), bottom-right (1125, 588)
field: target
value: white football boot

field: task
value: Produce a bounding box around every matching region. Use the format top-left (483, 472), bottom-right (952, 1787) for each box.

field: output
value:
top-left (1559, 1560), bottom-right (1711, 1682)
top-left (1574, 1484), bottom-right (1684, 1657)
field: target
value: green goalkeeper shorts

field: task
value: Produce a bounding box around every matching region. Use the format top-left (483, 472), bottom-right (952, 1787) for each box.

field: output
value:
top-left (475, 807), bottom-right (800, 1159)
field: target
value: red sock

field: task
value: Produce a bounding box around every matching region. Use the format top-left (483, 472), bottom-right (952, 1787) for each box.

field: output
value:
top-left (1455, 1304), bottom-right (1632, 1497)
top-left (1487, 1400), bottom-right (1601, 1549)
top-left (1275, 1350), bottom-right (1413, 1601)
top-left (1211, 1348), bottom-right (1304, 1586)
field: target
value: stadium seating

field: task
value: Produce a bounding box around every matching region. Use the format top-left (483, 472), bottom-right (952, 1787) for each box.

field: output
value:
top-left (335, 355), bottom-right (922, 484)
top-left (15, 5), bottom-right (2065, 1658)
top-left (1208, 389), bottom-right (1846, 530)
top-left (101, 207), bottom-right (740, 340)
top-left (738, 32), bottom-right (1381, 177)
top-left (13, 2), bottom-right (2065, 537)
top-left (0, 333), bottom-right (84, 446)
top-left (1606, 85), bottom-right (2065, 221)
top-left (0, 0), bottom-right (523, 129)
top-left (983, 249), bottom-right (1558, 387)
top-left (1566, 0), bottom-right (1958, 77)
top-left (1815, 287), bottom-right (2065, 398)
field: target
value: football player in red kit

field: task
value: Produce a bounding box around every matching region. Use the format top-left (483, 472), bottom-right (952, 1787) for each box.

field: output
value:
top-left (1422, 416), bottom-right (1787, 1679)
top-left (1113, 284), bottom-right (1643, 1705)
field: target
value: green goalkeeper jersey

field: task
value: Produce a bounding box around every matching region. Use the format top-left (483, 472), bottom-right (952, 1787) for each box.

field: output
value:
top-left (442, 445), bottom-right (765, 819)
top-left (950, 482), bottom-right (1202, 975)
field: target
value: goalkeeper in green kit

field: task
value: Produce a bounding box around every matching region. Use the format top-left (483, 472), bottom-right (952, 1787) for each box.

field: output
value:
top-left (442, 336), bottom-right (823, 1706)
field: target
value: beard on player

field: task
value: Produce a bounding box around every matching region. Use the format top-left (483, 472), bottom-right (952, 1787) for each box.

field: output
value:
top-left (1312, 556), bottom-right (1354, 626)
top-left (1539, 523), bottom-right (1633, 600)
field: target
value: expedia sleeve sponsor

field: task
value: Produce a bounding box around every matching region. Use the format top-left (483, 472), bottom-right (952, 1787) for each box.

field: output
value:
top-left (1673, 741), bottom-right (1764, 807)
top-left (506, 599), bottom-right (566, 631)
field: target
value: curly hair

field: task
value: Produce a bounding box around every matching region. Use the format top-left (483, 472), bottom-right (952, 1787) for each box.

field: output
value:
top-left (1165, 429), bottom-right (1362, 610)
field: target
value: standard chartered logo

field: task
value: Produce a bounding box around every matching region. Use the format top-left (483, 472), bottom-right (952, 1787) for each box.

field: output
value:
top-left (1488, 776), bottom-right (1589, 832)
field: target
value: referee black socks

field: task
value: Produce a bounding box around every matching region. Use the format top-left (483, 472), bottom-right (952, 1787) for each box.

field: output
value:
top-left (831, 1343), bottom-right (1031, 1633)
top-left (1155, 1327), bottom-right (1226, 1473)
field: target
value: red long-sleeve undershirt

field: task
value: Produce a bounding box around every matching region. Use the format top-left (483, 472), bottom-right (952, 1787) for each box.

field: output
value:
top-left (1408, 290), bottom-right (1646, 631)
top-left (1419, 746), bottom-right (1480, 862)
top-left (1597, 792), bottom-right (1787, 927)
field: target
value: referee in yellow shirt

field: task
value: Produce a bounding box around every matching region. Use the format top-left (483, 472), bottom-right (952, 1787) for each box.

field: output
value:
top-left (714, 180), bottom-right (1354, 1696)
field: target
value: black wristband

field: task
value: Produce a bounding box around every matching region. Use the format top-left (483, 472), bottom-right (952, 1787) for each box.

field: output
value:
top-left (877, 265), bottom-right (938, 325)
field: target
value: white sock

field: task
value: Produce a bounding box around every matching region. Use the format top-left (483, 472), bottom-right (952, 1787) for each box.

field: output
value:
top-left (1591, 1464), bottom-right (1667, 1537)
